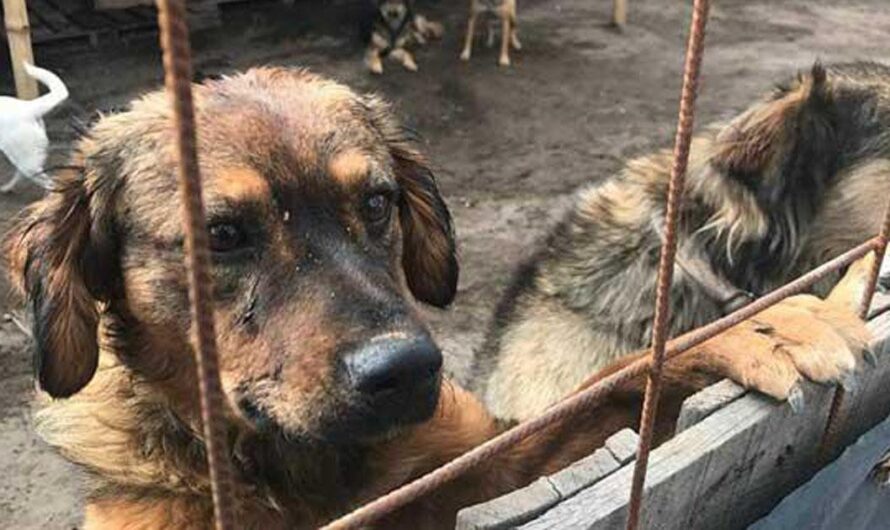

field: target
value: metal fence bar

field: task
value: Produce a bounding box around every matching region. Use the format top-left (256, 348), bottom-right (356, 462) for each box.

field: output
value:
top-left (155, 1), bottom-right (238, 529)
top-left (320, 238), bottom-right (878, 530)
top-left (625, 1), bottom-right (710, 528)
top-left (820, 193), bottom-right (890, 460)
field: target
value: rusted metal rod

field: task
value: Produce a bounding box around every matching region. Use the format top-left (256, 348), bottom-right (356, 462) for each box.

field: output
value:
top-left (155, 1), bottom-right (238, 529)
top-left (820, 192), bottom-right (890, 460)
top-left (624, 0), bottom-right (710, 528)
top-left (321, 237), bottom-right (878, 530)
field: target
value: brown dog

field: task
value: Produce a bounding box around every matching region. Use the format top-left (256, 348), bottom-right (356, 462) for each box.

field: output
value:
top-left (460, 0), bottom-right (520, 67)
top-left (3, 67), bottom-right (870, 529)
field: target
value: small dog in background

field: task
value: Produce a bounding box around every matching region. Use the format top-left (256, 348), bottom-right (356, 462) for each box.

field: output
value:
top-left (460, 0), bottom-right (521, 67)
top-left (0, 63), bottom-right (68, 193)
top-left (365, 0), bottom-right (444, 74)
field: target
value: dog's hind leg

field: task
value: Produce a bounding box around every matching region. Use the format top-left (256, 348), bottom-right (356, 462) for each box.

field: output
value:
top-left (460, 11), bottom-right (478, 61)
top-left (510, 14), bottom-right (521, 50)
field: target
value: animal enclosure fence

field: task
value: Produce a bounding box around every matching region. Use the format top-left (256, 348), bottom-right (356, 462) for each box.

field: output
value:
top-left (150, 0), bottom-right (890, 529)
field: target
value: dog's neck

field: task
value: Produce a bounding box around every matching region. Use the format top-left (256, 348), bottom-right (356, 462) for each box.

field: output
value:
top-left (34, 347), bottom-right (380, 526)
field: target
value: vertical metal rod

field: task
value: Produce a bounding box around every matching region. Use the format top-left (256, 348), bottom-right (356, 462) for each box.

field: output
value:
top-left (155, 1), bottom-right (237, 528)
top-left (820, 192), bottom-right (890, 460)
top-left (625, 1), bottom-right (710, 528)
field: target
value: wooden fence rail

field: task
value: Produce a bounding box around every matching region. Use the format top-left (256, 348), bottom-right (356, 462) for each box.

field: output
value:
top-left (458, 292), bottom-right (890, 530)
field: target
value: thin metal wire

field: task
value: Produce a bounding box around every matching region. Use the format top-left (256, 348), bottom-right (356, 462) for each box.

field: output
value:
top-left (155, 1), bottom-right (238, 528)
top-left (320, 238), bottom-right (878, 530)
top-left (625, 1), bottom-right (710, 528)
top-left (819, 193), bottom-right (890, 460)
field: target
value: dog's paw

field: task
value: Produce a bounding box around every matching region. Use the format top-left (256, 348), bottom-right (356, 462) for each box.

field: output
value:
top-left (366, 59), bottom-right (384, 75)
top-left (460, 49), bottom-right (471, 62)
top-left (402, 58), bottom-right (418, 72)
top-left (499, 55), bottom-right (511, 68)
top-left (689, 256), bottom-right (873, 401)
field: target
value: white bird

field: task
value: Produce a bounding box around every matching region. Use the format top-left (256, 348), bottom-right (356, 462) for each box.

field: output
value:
top-left (0, 62), bottom-right (69, 193)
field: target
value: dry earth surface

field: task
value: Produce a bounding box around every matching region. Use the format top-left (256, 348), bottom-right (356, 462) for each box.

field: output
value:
top-left (1, 0), bottom-right (888, 527)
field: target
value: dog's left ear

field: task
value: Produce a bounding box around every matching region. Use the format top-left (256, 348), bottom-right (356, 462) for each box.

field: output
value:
top-left (711, 62), bottom-right (836, 201)
top-left (363, 95), bottom-right (459, 307)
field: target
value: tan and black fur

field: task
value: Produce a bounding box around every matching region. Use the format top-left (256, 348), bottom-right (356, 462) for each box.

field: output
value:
top-left (2, 67), bottom-right (870, 529)
top-left (460, 0), bottom-right (521, 67)
top-left (474, 62), bottom-right (890, 421)
top-left (364, 0), bottom-right (444, 74)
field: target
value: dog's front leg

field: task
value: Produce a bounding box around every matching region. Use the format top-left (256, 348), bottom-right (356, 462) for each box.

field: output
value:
top-left (365, 33), bottom-right (388, 75)
top-left (390, 48), bottom-right (419, 72)
top-left (460, 11), bottom-right (478, 61)
top-left (498, 12), bottom-right (512, 67)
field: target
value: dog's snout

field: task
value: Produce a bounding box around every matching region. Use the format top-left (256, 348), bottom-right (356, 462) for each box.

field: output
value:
top-left (345, 335), bottom-right (442, 397)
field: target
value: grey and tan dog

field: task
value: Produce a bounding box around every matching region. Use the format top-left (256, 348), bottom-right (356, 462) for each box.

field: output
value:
top-left (460, 0), bottom-right (521, 67)
top-left (474, 62), bottom-right (890, 421)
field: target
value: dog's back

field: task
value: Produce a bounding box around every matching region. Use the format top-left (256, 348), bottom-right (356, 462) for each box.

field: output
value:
top-left (475, 62), bottom-right (890, 421)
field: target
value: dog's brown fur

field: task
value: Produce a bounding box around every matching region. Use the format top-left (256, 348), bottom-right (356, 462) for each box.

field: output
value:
top-left (460, 0), bottom-right (521, 67)
top-left (474, 62), bottom-right (890, 421)
top-left (3, 67), bottom-right (870, 529)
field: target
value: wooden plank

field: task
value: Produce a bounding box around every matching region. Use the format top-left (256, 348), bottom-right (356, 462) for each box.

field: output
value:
top-left (2, 0), bottom-right (38, 99)
top-left (93, 0), bottom-right (154, 8)
top-left (456, 478), bottom-right (561, 530)
top-left (547, 447), bottom-right (621, 499)
top-left (604, 428), bottom-right (639, 464)
top-left (749, 413), bottom-right (890, 529)
top-left (457, 430), bottom-right (633, 530)
top-left (676, 379), bottom-right (747, 433)
top-left (515, 310), bottom-right (890, 530)
top-left (29, 0), bottom-right (70, 33)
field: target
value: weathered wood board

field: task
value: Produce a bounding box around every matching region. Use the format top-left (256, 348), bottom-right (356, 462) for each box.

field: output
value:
top-left (457, 295), bottom-right (890, 530)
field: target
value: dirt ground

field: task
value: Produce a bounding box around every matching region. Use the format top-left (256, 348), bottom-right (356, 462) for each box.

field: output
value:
top-left (1, 0), bottom-right (888, 527)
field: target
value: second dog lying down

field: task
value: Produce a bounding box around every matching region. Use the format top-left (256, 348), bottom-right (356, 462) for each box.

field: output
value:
top-left (475, 62), bottom-right (890, 422)
top-left (3, 67), bottom-right (871, 529)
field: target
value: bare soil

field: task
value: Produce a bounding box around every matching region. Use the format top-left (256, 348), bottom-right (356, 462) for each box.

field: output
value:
top-left (1, 0), bottom-right (888, 526)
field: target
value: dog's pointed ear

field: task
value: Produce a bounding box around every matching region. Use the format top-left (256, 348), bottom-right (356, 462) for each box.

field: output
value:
top-left (362, 95), bottom-right (459, 307)
top-left (712, 62), bottom-right (835, 199)
top-left (3, 167), bottom-right (118, 398)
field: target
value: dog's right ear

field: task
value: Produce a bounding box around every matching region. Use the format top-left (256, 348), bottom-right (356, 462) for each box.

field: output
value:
top-left (3, 167), bottom-right (118, 398)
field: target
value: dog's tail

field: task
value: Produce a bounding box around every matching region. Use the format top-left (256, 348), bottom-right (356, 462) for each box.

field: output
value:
top-left (23, 62), bottom-right (69, 118)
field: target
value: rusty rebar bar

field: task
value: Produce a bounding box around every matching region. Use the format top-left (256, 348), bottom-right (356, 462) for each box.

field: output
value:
top-left (819, 193), bottom-right (890, 460)
top-left (321, 238), bottom-right (877, 530)
top-left (156, 1), bottom-right (238, 529)
top-left (625, 1), bottom-right (710, 528)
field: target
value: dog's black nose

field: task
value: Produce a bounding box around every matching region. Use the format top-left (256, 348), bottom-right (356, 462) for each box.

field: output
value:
top-left (344, 334), bottom-right (442, 397)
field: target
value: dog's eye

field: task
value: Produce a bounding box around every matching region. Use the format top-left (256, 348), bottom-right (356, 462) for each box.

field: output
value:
top-left (208, 223), bottom-right (248, 253)
top-left (363, 193), bottom-right (392, 226)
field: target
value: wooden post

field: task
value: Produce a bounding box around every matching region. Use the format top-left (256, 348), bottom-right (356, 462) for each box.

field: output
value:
top-left (3, 0), bottom-right (38, 100)
top-left (612, 0), bottom-right (627, 29)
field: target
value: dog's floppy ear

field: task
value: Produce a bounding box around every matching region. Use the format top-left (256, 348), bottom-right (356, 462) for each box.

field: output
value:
top-left (3, 166), bottom-right (118, 398)
top-left (362, 95), bottom-right (459, 307)
top-left (711, 62), bottom-right (836, 202)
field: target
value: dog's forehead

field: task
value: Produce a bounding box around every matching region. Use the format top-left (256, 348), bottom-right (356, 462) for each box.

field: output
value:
top-left (195, 70), bottom-right (385, 168)
top-left (104, 69), bottom-right (392, 235)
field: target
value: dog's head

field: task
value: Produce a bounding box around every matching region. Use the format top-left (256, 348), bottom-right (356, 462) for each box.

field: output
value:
top-left (3, 67), bottom-right (458, 443)
top-left (377, 0), bottom-right (411, 26)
